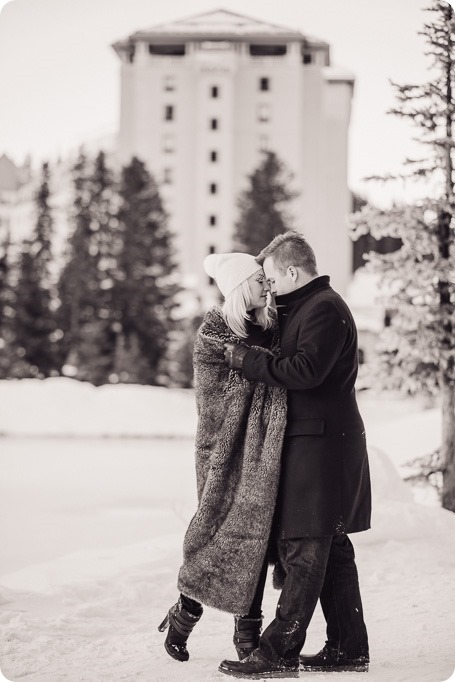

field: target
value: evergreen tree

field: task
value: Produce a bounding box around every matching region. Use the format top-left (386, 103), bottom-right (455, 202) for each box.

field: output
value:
top-left (58, 150), bottom-right (117, 384)
top-left (0, 230), bottom-right (10, 340)
top-left (349, 1), bottom-right (455, 511)
top-left (113, 156), bottom-right (180, 385)
top-left (34, 161), bottom-right (54, 284)
top-left (13, 240), bottom-right (57, 376)
top-left (351, 193), bottom-right (402, 272)
top-left (233, 151), bottom-right (297, 254)
top-left (165, 308), bottom-right (204, 388)
top-left (58, 150), bottom-right (94, 365)
top-left (112, 331), bottom-right (153, 384)
top-left (12, 162), bottom-right (59, 377)
top-left (0, 231), bottom-right (17, 377)
top-left (81, 150), bottom-right (118, 383)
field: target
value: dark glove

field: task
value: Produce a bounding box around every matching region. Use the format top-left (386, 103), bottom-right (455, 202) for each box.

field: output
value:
top-left (224, 342), bottom-right (250, 370)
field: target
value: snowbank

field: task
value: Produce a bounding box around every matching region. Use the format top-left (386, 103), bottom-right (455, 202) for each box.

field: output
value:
top-left (0, 378), bottom-right (197, 438)
top-left (359, 391), bottom-right (441, 467)
top-left (0, 379), bottom-right (442, 456)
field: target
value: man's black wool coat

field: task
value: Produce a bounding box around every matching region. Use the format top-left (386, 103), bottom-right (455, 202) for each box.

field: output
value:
top-left (242, 275), bottom-right (372, 538)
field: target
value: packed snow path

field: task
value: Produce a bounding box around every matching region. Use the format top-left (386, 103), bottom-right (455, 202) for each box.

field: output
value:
top-left (1, 518), bottom-right (454, 682)
top-left (0, 379), bottom-right (454, 681)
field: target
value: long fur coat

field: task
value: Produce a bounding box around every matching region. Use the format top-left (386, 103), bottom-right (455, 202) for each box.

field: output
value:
top-left (177, 306), bottom-right (287, 615)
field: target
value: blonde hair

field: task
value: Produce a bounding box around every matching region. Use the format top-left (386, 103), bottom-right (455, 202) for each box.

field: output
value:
top-left (222, 277), bottom-right (273, 339)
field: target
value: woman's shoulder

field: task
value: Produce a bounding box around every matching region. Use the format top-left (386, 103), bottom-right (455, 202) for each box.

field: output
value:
top-left (197, 306), bottom-right (229, 339)
top-left (203, 305), bottom-right (223, 322)
top-left (200, 305), bottom-right (223, 328)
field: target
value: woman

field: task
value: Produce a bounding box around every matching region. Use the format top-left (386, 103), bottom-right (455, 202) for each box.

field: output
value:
top-left (158, 252), bottom-right (287, 663)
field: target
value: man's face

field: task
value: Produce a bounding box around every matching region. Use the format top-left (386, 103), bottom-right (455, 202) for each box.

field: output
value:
top-left (263, 256), bottom-right (298, 297)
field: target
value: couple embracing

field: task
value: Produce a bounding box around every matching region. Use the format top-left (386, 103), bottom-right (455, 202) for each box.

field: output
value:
top-left (159, 231), bottom-right (371, 679)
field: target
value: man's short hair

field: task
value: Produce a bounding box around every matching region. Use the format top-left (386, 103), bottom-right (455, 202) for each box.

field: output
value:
top-left (257, 231), bottom-right (318, 276)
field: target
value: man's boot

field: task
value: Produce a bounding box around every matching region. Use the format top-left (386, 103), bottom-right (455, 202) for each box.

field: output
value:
top-left (158, 597), bottom-right (203, 662)
top-left (299, 643), bottom-right (369, 672)
top-left (233, 616), bottom-right (263, 660)
top-left (219, 649), bottom-right (299, 679)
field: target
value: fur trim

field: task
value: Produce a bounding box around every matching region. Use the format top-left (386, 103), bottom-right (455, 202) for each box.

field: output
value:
top-left (177, 307), bottom-right (287, 614)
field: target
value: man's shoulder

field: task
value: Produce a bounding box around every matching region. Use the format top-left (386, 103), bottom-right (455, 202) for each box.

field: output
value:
top-left (306, 287), bottom-right (354, 324)
top-left (314, 286), bottom-right (349, 308)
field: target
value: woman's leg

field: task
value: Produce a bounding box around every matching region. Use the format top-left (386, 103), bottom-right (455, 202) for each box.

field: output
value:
top-left (158, 593), bottom-right (203, 662)
top-left (234, 557), bottom-right (269, 660)
top-left (180, 593), bottom-right (203, 616)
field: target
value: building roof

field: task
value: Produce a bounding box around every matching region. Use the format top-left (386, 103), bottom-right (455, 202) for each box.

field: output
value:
top-left (113, 8), bottom-right (329, 47)
top-left (323, 66), bottom-right (355, 84)
top-left (0, 154), bottom-right (20, 192)
top-left (136, 9), bottom-right (303, 39)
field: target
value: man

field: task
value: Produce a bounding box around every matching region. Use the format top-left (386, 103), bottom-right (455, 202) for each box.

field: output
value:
top-left (221, 231), bottom-right (371, 679)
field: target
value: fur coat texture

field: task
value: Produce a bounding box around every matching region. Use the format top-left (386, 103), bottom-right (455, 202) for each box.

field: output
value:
top-left (177, 306), bottom-right (287, 615)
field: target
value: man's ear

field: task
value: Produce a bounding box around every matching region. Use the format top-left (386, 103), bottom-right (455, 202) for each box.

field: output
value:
top-left (287, 266), bottom-right (298, 282)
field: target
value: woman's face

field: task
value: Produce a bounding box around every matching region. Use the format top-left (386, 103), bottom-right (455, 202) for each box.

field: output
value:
top-left (247, 270), bottom-right (270, 310)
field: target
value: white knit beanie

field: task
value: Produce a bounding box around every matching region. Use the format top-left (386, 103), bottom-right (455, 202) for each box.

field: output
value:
top-left (203, 252), bottom-right (262, 298)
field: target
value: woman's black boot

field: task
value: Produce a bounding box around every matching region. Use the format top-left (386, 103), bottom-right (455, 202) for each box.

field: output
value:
top-left (233, 615), bottom-right (263, 660)
top-left (158, 597), bottom-right (203, 662)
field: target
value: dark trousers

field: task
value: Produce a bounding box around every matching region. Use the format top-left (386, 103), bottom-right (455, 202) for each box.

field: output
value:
top-left (181, 555), bottom-right (269, 619)
top-left (259, 534), bottom-right (369, 664)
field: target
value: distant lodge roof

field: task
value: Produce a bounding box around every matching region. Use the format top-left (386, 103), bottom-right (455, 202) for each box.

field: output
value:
top-left (112, 8), bottom-right (330, 50)
top-left (323, 66), bottom-right (355, 84)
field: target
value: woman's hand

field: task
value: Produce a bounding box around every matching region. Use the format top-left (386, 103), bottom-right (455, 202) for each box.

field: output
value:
top-left (224, 342), bottom-right (250, 369)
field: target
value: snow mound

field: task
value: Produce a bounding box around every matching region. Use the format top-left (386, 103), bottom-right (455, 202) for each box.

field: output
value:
top-left (0, 377), bottom-right (197, 438)
top-left (357, 445), bottom-right (455, 545)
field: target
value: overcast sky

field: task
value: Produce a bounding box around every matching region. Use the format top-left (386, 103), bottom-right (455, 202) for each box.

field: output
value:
top-left (0, 0), bottom-right (447, 205)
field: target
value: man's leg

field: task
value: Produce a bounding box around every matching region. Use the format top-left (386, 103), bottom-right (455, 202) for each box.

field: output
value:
top-left (299, 534), bottom-right (369, 672)
top-left (318, 534), bottom-right (369, 658)
top-left (258, 536), bottom-right (333, 664)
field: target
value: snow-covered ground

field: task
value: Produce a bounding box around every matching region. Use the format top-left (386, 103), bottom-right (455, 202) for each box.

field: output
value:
top-left (0, 379), bottom-right (454, 682)
top-left (0, 378), bottom-right (197, 439)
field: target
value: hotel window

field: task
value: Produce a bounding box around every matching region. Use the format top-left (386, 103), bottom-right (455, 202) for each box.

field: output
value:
top-left (163, 168), bottom-right (173, 184)
top-left (210, 150), bottom-right (218, 162)
top-left (257, 104), bottom-right (270, 123)
top-left (149, 44), bottom-right (186, 56)
top-left (209, 215), bottom-right (217, 226)
top-left (303, 53), bottom-right (313, 64)
top-left (163, 75), bottom-right (175, 91)
top-left (208, 245), bottom-right (216, 284)
top-left (164, 105), bottom-right (174, 121)
top-left (209, 183), bottom-right (217, 194)
top-left (162, 134), bottom-right (174, 153)
top-left (259, 77), bottom-right (270, 91)
top-left (249, 44), bottom-right (287, 56)
top-left (211, 85), bottom-right (219, 98)
top-left (210, 118), bottom-right (219, 130)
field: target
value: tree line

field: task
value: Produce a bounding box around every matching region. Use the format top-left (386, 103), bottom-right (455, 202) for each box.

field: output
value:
top-left (0, 150), bottom-right (295, 387)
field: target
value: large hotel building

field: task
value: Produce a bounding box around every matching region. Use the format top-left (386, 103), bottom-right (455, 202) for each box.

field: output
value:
top-left (112, 9), bottom-right (355, 296)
